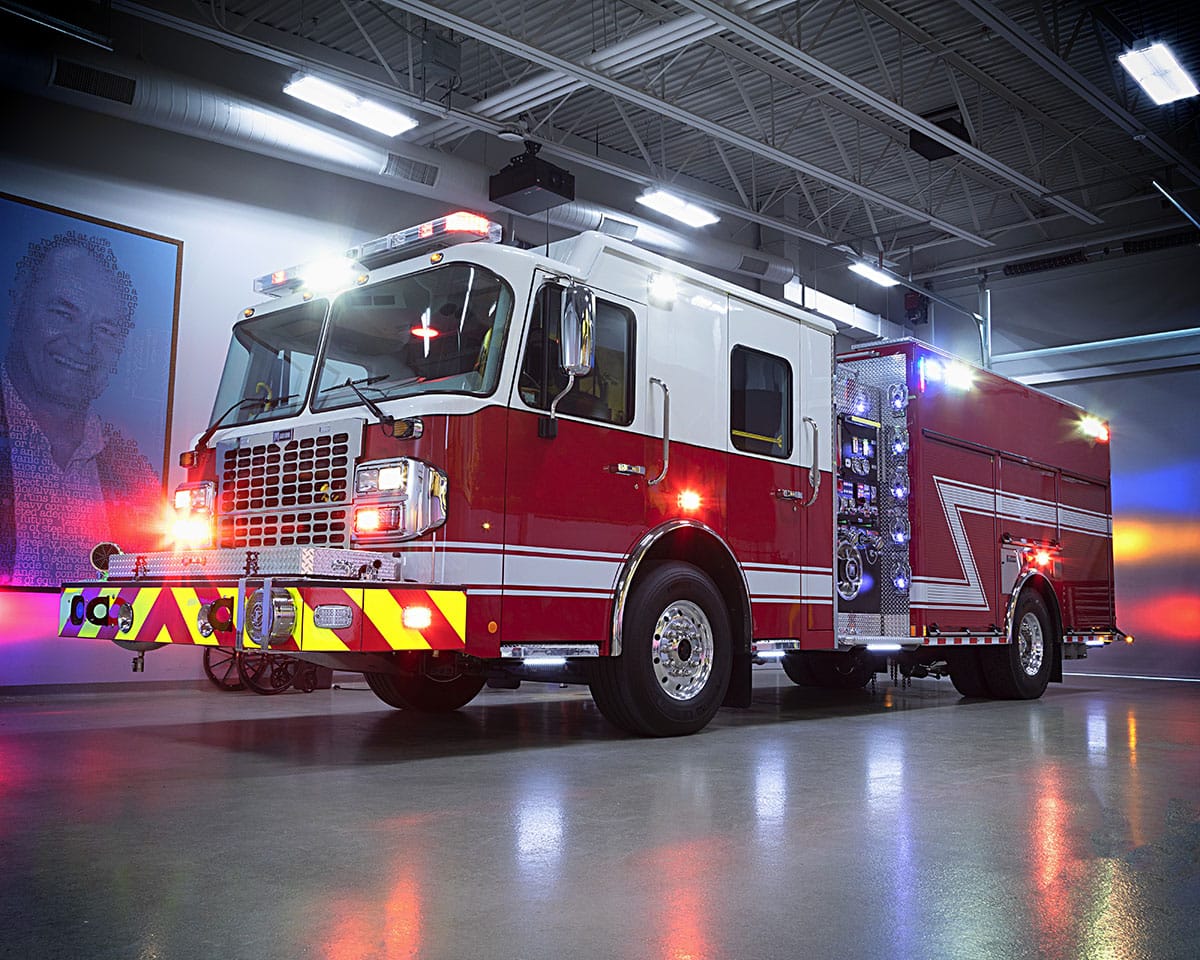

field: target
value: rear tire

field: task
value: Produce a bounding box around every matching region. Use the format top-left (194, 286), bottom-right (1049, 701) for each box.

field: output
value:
top-left (781, 651), bottom-right (816, 686)
top-left (948, 649), bottom-right (992, 698)
top-left (364, 662), bottom-right (485, 712)
top-left (982, 590), bottom-right (1054, 699)
top-left (590, 562), bottom-right (731, 737)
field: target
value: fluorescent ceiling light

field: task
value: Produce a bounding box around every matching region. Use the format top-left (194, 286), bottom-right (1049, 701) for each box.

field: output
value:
top-left (849, 261), bottom-right (900, 287)
top-left (636, 189), bottom-right (719, 227)
top-left (1118, 43), bottom-right (1199, 105)
top-left (283, 75), bottom-right (418, 136)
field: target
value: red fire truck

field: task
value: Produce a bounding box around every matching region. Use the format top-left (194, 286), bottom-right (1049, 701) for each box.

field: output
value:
top-left (59, 212), bottom-right (1121, 735)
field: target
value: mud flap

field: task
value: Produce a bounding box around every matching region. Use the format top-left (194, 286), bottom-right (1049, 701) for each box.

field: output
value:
top-left (722, 651), bottom-right (753, 707)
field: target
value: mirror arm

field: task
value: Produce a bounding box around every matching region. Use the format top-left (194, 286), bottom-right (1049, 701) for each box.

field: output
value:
top-left (548, 372), bottom-right (576, 421)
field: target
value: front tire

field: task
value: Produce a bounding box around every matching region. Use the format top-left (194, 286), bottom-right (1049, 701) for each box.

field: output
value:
top-left (590, 562), bottom-right (732, 737)
top-left (982, 590), bottom-right (1054, 699)
top-left (364, 662), bottom-right (485, 712)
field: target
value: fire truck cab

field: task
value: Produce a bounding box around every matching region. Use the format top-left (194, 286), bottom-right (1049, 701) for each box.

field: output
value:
top-left (59, 213), bottom-right (1121, 736)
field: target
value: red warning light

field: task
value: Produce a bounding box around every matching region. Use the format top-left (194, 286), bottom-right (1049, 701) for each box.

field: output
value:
top-left (446, 211), bottom-right (491, 234)
top-left (411, 327), bottom-right (440, 339)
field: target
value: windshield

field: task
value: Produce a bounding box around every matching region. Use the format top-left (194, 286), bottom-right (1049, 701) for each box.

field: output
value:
top-left (312, 263), bottom-right (513, 410)
top-left (208, 299), bottom-right (325, 428)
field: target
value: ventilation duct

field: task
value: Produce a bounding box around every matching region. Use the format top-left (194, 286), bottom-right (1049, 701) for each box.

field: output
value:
top-left (51, 58), bottom-right (134, 103)
top-left (1122, 230), bottom-right (1200, 255)
top-left (1, 49), bottom-right (794, 285)
top-left (1001, 249), bottom-right (1088, 277)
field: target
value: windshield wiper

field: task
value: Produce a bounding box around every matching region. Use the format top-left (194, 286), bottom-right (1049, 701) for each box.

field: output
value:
top-left (319, 374), bottom-right (389, 394)
top-left (324, 376), bottom-right (394, 429)
top-left (195, 393), bottom-right (298, 452)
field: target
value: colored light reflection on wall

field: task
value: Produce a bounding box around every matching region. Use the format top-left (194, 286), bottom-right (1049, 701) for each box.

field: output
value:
top-left (1112, 519), bottom-right (1200, 565)
top-left (1112, 463), bottom-right (1200, 515)
top-left (1119, 592), bottom-right (1200, 641)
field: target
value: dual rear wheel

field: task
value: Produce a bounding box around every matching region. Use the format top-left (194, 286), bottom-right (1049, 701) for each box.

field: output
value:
top-left (947, 590), bottom-right (1054, 699)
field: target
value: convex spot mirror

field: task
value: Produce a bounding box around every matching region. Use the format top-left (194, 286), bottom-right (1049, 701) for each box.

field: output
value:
top-left (559, 283), bottom-right (595, 377)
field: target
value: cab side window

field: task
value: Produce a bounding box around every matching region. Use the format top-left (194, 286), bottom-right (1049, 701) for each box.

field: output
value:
top-left (730, 346), bottom-right (792, 458)
top-left (519, 285), bottom-right (635, 426)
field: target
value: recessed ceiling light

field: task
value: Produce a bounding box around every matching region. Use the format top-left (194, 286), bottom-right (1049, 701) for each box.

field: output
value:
top-left (283, 74), bottom-right (418, 137)
top-left (1118, 42), bottom-right (1198, 105)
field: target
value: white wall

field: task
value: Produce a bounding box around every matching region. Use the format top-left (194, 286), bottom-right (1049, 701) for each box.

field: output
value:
top-left (0, 92), bottom-right (444, 685)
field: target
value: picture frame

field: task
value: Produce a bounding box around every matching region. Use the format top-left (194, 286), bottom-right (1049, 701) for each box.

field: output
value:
top-left (0, 191), bottom-right (182, 589)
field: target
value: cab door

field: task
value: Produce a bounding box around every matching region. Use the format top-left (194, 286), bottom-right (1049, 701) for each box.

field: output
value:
top-left (501, 277), bottom-right (646, 649)
top-left (722, 298), bottom-right (810, 640)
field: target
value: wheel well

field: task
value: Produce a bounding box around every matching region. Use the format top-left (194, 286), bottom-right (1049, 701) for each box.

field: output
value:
top-left (1015, 574), bottom-right (1064, 682)
top-left (629, 526), bottom-right (752, 654)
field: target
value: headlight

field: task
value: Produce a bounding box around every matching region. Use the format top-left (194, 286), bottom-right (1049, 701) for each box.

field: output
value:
top-left (352, 458), bottom-right (447, 542)
top-left (172, 481), bottom-right (215, 548)
top-left (356, 461), bottom-right (408, 495)
top-left (174, 482), bottom-right (214, 512)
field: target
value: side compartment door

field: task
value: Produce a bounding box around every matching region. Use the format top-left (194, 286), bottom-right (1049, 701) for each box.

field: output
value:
top-left (1059, 472), bottom-right (1115, 629)
top-left (910, 437), bottom-right (998, 631)
top-left (799, 324), bottom-right (835, 644)
top-left (501, 278), bottom-right (646, 649)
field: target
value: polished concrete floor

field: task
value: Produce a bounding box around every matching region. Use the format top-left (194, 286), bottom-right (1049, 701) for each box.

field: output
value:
top-left (1, 668), bottom-right (1197, 960)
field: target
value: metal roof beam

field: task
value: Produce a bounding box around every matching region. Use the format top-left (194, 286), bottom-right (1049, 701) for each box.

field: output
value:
top-left (852, 0), bottom-right (1119, 177)
top-left (112, 0), bottom-right (835, 248)
top-left (411, 0), bottom-right (794, 145)
top-left (950, 0), bottom-right (1200, 188)
top-left (383, 0), bottom-right (992, 246)
top-left (671, 0), bottom-right (1102, 225)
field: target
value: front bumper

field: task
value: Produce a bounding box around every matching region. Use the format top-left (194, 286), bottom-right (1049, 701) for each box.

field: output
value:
top-left (60, 570), bottom-right (467, 655)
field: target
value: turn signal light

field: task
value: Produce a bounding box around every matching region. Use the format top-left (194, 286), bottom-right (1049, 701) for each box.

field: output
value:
top-left (355, 506), bottom-right (402, 534)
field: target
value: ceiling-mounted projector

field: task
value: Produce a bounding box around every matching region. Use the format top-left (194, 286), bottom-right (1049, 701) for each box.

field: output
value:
top-left (489, 141), bottom-right (575, 214)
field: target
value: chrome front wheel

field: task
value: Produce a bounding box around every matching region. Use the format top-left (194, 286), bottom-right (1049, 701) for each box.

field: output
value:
top-left (651, 599), bottom-right (715, 701)
top-left (589, 562), bottom-right (732, 737)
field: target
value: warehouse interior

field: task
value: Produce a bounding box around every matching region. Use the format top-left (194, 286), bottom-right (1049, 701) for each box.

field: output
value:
top-left (1, 0), bottom-right (1197, 956)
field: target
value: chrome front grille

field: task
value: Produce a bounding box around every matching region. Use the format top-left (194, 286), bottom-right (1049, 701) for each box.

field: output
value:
top-left (216, 422), bottom-right (361, 549)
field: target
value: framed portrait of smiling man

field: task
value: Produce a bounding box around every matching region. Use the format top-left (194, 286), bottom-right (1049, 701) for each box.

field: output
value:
top-left (0, 192), bottom-right (182, 589)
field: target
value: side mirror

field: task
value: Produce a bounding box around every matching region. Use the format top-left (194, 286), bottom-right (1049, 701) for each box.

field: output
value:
top-left (559, 283), bottom-right (595, 376)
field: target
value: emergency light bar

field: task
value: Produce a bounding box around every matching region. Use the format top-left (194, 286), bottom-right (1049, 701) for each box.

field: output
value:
top-left (347, 211), bottom-right (502, 269)
top-left (253, 212), bottom-right (502, 297)
top-left (918, 356), bottom-right (974, 392)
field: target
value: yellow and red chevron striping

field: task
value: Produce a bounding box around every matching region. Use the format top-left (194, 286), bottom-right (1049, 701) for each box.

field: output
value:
top-left (60, 582), bottom-right (468, 652)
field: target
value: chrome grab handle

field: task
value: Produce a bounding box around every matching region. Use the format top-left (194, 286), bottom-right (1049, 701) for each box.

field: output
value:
top-left (802, 416), bottom-right (820, 507)
top-left (648, 377), bottom-right (670, 486)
